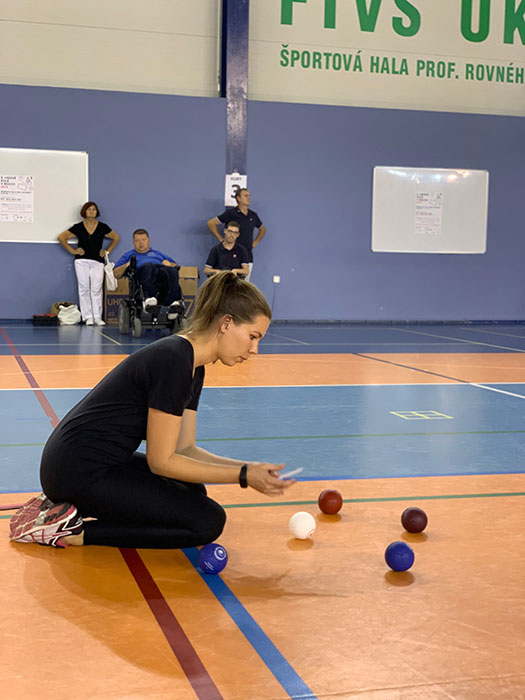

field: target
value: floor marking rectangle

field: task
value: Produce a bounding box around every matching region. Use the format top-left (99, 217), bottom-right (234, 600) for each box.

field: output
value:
top-left (390, 410), bottom-right (454, 420)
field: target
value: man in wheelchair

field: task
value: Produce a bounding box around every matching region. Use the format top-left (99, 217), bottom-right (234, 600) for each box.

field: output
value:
top-left (113, 228), bottom-right (185, 336)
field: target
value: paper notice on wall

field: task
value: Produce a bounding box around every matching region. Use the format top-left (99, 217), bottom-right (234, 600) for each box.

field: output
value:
top-left (224, 173), bottom-right (247, 207)
top-left (415, 191), bottom-right (443, 235)
top-left (0, 175), bottom-right (34, 222)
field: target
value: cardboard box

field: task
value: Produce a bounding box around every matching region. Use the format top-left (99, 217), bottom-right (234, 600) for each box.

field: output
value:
top-left (104, 266), bottom-right (199, 325)
top-left (104, 277), bottom-right (129, 326)
top-left (178, 266), bottom-right (199, 316)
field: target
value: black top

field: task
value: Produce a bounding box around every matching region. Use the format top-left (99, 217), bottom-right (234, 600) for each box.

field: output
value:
top-left (44, 336), bottom-right (204, 479)
top-left (205, 242), bottom-right (250, 271)
top-left (69, 221), bottom-right (112, 262)
top-left (217, 208), bottom-right (262, 262)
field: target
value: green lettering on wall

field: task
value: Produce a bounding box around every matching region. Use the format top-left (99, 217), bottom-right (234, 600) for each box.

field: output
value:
top-left (356, 0), bottom-right (383, 32)
top-left (504, 0), bottom-right (525, 44)
top-left (325, 0), bottom-right (337, 28)
top-left (281, 0), bottom-right (308, 25)
top-left (392, 0), bottom-right (421, 37)
top-left (461, 0), bottom-right (491, 42)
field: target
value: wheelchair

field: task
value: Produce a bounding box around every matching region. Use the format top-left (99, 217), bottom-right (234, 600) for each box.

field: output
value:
top-left (118, 256), bottom-right (186, 338)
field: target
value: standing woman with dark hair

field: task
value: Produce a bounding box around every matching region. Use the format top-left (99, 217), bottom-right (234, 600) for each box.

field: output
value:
top-left (10, 272), bottom-right (297, 550)
top-left (57, 201), bottom-right (120, 325)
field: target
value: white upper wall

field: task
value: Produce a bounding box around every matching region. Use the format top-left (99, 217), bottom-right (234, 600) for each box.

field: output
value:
top-left (249, 0), bottom-right (525, 116)
top-left (0, 0), bottom-right (220, 96)
top-left (1, 1), bottom-right (524, 115)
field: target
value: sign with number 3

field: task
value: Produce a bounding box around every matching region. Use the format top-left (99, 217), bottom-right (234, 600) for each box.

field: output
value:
top-left (224, 173), bottom-right (247, 207)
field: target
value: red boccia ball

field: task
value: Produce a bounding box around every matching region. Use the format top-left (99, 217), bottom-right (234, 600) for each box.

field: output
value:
top-left (401, 507), bottom-right (428, 533)
top-left (318, 489), bottom-right (343, 515)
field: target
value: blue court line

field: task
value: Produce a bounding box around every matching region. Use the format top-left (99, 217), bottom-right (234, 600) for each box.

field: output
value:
top-left (183, 547), bottom-right (318, 700)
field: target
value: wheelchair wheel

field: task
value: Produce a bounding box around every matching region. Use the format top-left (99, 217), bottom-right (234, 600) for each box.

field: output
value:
top-left (118, 301), bottom-right (130, 334)
top-left (132, 317), bottom-right (142, 338)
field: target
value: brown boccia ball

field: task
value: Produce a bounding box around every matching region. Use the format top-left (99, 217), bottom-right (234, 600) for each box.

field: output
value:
top-left (401, 507), bottom-right (428, 533)
top-left (318, 489), bottom-right (343, 515)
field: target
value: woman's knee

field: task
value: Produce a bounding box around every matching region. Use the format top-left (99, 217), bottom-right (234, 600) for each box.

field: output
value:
top-left (198, 501), bottom-right (226, 543)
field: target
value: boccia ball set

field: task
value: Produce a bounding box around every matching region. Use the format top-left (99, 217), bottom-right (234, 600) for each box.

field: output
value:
top-left (196, 496), bottom-right (428, 577)
top-left (197, 543), bottom-right (228, 575)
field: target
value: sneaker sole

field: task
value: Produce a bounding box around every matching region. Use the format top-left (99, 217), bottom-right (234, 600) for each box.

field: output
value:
top-left (9, 496), bottom-right (78, 540)
top-left (12, 515), bottom-right (84, 548)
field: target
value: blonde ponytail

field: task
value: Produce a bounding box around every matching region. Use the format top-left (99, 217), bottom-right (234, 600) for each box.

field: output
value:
top-left (183, 271), bottom-right (271, 335)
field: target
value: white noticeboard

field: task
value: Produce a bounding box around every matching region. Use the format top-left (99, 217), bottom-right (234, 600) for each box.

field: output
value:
top-left (0, 148), bottom-right (88, 243)
top-left (371, 166), bottom-right (489, 254)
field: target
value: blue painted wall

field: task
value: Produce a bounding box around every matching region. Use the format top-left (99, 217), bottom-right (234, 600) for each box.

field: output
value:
top-left (1, 83), bottom-right (524, 320)
top-left (0, 84), bottom-right (225, 318)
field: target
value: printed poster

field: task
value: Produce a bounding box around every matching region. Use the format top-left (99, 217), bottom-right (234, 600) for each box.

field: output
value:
top-left (0, 175), bottom-right (34, 223)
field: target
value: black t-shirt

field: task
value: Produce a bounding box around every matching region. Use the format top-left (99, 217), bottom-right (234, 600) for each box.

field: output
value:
top-left (217, 208), bottom-right (262, 262)
top-left (205, 242), bottom-right (250, 271)
top-left (69, 221), bottom-right (112, 262)
top-left (44, 336), bottom-right (204, 478)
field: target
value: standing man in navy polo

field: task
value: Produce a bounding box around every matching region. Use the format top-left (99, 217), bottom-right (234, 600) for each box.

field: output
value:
top-left (206, 188), bottom-right (266, 281)
top-left (204, 221), bottom-right (250, 278)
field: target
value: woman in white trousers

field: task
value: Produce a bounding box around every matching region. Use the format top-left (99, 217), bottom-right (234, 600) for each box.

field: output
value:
top-left (58, 202), bottom-right (119, 325)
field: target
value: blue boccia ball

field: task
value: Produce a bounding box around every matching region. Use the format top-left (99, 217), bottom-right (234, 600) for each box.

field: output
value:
top-left (385, 541), bottom-right (415, 572)
top-left (197, 543), bottom-right (228, 575)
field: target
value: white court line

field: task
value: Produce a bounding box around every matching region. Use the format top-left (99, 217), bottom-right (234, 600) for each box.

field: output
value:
top-left (260, 341), bottom-right (469, 346)
top-left (264, 331), bottom-right (309, 345)
top-left (0, 381), bottom-right (484, 391)
top-left (97, 331), bottom-right (121, 345)
top-left (470, 383), bottom-right (525, 399)
top-left (463, 327), bottom-right (525, 340)
top-left (392, 327), bottom-right (525, 353)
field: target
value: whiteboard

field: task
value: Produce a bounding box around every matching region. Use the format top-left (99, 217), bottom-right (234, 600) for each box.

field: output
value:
top-left (0, 148), bottom-right (88, 243)
top-left (371, 166), bottom-right (489, 254)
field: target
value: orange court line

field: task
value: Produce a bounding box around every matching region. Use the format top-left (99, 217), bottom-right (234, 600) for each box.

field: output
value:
top-left (17, 354), bottom-right (128, 389)
top-left (1, 353), bottom-right (454, 390)
top-left (0, 356), bottom-right (28, 388)
top-left (2, 352), bottom-right (525, 390)
top-left (369, 352), bottom-right (525, 383)
top-left (204, 472), bottom-right (525, 508)
top-left (204, 353), bottom-right (458, 386)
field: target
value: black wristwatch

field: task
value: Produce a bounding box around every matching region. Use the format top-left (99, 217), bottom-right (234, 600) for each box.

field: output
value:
top-left (239, 464), bottom-right (249, 488)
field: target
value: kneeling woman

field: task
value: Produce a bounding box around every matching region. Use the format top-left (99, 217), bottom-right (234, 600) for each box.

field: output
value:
top-left (10, 272), bottom-right (296, 549)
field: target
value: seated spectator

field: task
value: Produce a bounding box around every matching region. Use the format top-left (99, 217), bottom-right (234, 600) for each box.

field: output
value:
top-left (204, 221), bottom-right (249, 278)
top-left (114, 229), bottom-right (181, 310)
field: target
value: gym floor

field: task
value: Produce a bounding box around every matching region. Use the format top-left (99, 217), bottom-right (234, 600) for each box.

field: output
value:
top-left (1, 322), bottom-right (524, 699)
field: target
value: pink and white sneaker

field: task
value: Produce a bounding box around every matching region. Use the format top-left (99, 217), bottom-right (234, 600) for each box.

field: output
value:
top-left (9, 493), bottom-right (83, 548)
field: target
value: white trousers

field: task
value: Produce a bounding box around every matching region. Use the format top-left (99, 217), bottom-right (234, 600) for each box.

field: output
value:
top-left (74, 259), bottom-right (104, 321)
top-left (246, 262), bottom-right (253, 282)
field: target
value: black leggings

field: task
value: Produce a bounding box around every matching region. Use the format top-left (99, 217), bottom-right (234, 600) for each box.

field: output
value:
top-left (42, 452), bottom-right (226, 549)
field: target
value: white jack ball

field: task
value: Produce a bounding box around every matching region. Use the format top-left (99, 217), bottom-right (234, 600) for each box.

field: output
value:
top-left (289, 511), bottom-right (316, 540)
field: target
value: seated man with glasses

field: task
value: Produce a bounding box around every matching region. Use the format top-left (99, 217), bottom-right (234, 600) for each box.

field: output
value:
top-left (204, 221), bottom-right (250, 279)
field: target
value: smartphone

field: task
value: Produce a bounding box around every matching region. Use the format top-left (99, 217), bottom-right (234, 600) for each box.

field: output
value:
top-left (279, 467), bottom-right (303, 479)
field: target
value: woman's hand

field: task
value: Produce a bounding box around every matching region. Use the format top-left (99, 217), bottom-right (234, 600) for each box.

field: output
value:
top-left (76, 247), bottom-right (85, 255)
top-left (246, 463), bottom-right (296, 496)
top-left (99, 248), bottom-right (106, 257)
